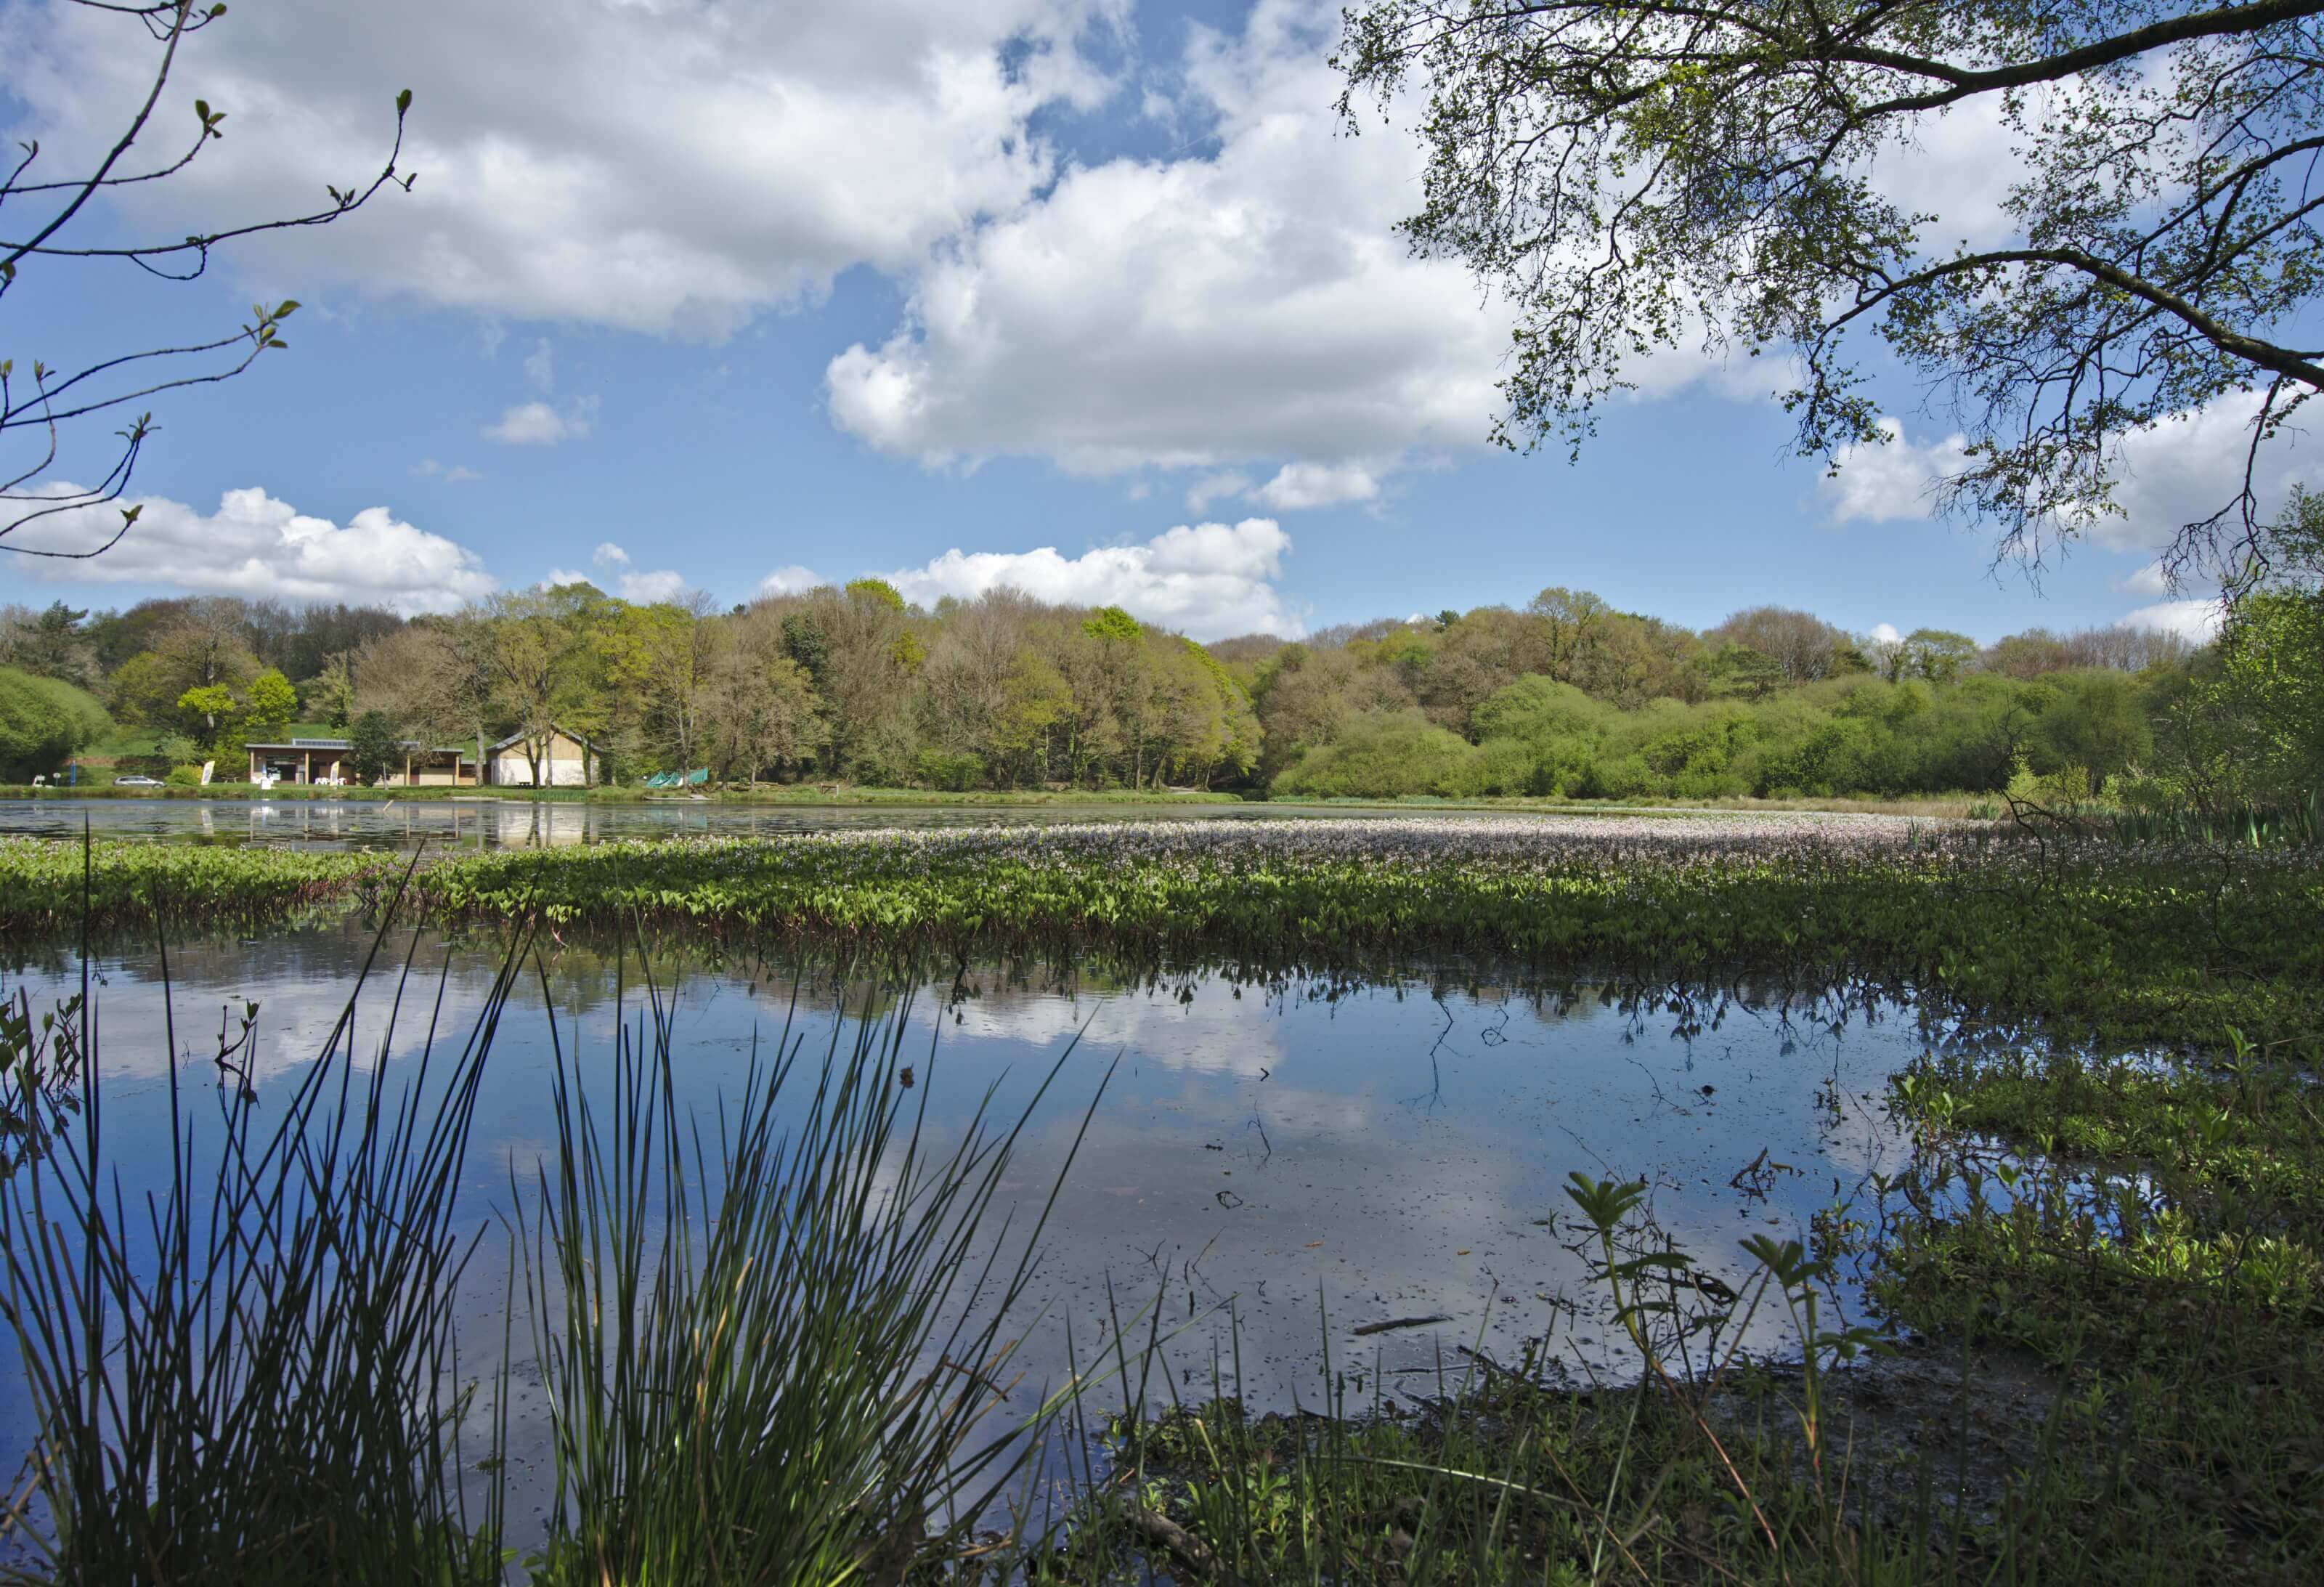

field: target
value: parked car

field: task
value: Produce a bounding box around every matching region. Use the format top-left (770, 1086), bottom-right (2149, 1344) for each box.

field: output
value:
top-left (113, 774), bottom-right (162, 787)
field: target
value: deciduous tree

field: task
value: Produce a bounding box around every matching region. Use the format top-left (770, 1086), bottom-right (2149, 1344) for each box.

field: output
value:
top-left (1339, 0), bottom-right (2324, 574)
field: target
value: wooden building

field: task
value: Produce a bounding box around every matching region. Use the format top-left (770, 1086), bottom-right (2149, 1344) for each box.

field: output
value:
top-left (485, 726), bottom-right (599, 787)
top-left (245, 738), bottom-right (479, 787)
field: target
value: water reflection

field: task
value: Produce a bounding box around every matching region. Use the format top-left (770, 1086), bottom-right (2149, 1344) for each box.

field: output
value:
top-left (0, 796), bottom-right (1389, 851)
top-left (4, 920), bottom-right (1942, 1425)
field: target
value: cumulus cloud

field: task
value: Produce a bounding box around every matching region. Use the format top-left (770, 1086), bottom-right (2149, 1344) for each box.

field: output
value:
top-left (0, 0), bottom-right (1127, 336)
top-left (12, 486), bottom-right (495, 613)
top-left (1820, 418), bottom-right (1973, 524)
top-left (2121, 598), bottom-right (2227, 642)
top-left (2076, 390), bottom-right (2315, 556)
top-left (588, 541), bottom-right (684, 604)
top-left (1251, 460), bottom-right (1380, 511)
top-left (825, 1), bottom-right (1512, 483)
top-left (1867, 622), bottom-right (1904, 646)
top-left (758, 564), bottom-right (825, 596)
top-left (882, 518), bottom-right (1299, 639)
top-left (1821, 392), bottom-right (2315, 569)
top-left (484, 400), bottom-right (590, 446)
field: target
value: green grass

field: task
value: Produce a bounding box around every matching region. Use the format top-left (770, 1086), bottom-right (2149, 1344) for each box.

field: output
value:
top-left (1259, 791), bottom-right (1987, 819)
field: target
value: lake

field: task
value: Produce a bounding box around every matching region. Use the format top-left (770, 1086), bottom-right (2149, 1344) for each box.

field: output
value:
top-left (2, 914), bottom-right (1948, 1508)
top-left (0, 795), bottom-right (1386, 850)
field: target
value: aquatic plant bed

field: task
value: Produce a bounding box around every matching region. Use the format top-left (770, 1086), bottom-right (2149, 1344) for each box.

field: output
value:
top-left (0, 836), bottom-right (403, 935)
top-left (6, 818), bottom-right (2319, 1043)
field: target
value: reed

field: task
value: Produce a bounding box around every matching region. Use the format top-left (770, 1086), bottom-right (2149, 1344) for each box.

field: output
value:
top-left (0, 872), bottom-right (513, 1584)
top-left (1, 865), bottom-right (1109, 1583)
top-left (517, 947), bottom-right (1108, 1583)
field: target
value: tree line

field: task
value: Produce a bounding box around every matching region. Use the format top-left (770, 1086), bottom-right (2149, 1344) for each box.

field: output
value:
top-left (4, 503), bottom-right (2316, 807)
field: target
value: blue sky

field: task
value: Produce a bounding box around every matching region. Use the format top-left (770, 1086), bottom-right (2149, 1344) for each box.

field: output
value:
top-left (2, 0), bottom-right (2278, 644)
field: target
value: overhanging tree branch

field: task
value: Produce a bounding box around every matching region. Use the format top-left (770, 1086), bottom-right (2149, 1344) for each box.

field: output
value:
top-left (0, 0), bottom-right (412, 556)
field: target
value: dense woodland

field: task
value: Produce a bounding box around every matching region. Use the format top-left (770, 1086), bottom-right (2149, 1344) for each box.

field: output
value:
top-left (4, 502), bottom-right (2318, 807)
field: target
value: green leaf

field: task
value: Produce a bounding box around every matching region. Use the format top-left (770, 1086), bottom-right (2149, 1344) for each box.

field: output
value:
top-left (194, 100), bottom-right (211, 122)
top-left (397, 88), bottom-right (413, 113)
top-left (274, 300), bottom-right (300, 319)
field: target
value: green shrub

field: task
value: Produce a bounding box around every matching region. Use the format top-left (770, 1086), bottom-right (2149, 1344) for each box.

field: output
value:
top-left (0, 666), bottom-right (111, 781)
top-left (1273, 710), bottom-right (1479, 797)
top-left (913, 748), bottom-right (986, 791)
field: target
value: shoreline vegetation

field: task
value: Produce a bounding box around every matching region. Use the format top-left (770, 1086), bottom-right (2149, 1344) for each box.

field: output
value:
top-left (3, 820), bottom-right (2320, 1578)
top-left (4, 819), bottom-right (2319, 1044)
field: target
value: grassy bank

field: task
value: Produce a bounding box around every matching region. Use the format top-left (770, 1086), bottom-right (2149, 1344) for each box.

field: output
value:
top-left (1261, 790), bottom-right (1988, 819)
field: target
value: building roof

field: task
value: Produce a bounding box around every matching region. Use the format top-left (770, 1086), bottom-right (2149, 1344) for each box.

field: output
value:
top-left (245, 739), bottom-right (472, 755)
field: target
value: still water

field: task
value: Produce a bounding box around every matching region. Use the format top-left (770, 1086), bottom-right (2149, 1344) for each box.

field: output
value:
top-left (4, 920), bottom-right (1936, 1434)
top-left (0, 796), bottom-right (1376, 850)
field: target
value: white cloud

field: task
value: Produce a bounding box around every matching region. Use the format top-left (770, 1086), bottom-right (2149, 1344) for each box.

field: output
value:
top-left (411, 458), bottom-right (483, 483)
top-left (1185, 471), bottom-right (1254, 513)
top-left (12, 486), bottom-right (494, 614)
top-left (1251, 460), bottom-right (1379, 511)
top-left (2114, 561), bottom-right (2172, 598)
top-left (758, 564), bottom-right (825, 596)
top-left (1866, 93), bottom-right (2033, 251)
top-left (1824, 392), bottom-right (2315, 563)
top-left (1868, 622), bottom-right (1904, 646)
top-left (824, 1), bottom-right (1513, 484)
top-left (617, 569), bottom-right (687, 603)
top-left (0, 0), bottom-right (1129, 336)
top-left (524, 338), bottom-right (556, 393)
top-left (590, 541), bottom-right (683, 604)
top-left (2077, 389), bottom-right (2314, 556)
top-left (2120, 598), bottom-right (2226, 642)
top-left (882, 518), bottom-right (1299, 639)
top-left (484, 401), bottom-right (588, 446)
top-left (1820, 418), bottom-right (1972, 524)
